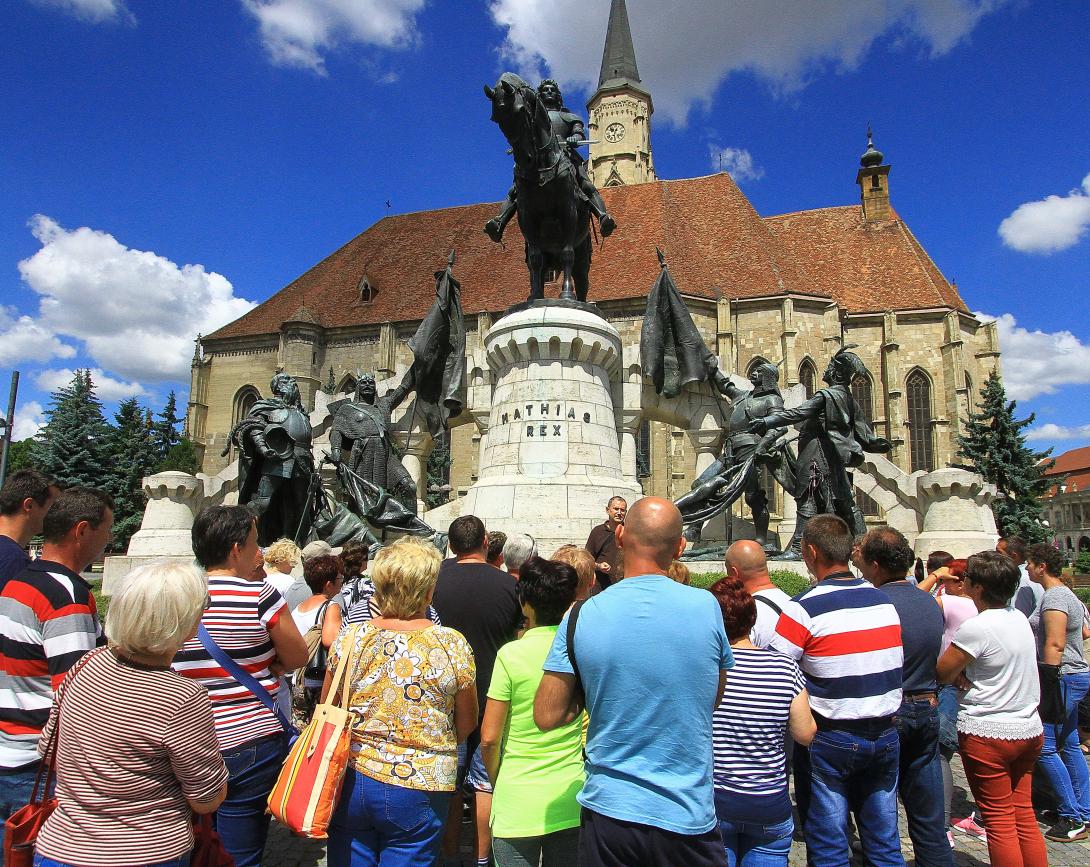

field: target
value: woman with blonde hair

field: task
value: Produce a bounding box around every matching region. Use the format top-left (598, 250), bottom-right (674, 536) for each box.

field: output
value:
top-left (263, 537), bottom-right (301, 596)
top-left (324, 537), bottom-right (478, 866)
top-left (34, 561), bottom-right (229, 867)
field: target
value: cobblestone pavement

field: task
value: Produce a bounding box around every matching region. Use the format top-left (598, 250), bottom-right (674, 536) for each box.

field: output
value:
top-left (264, 750), bottom-right (1090, 865)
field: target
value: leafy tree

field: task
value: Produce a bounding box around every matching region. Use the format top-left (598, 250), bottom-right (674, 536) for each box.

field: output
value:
top-left (4, 438), bottom-right (34, 474)
top-left (108, 397), bottom-right (155, 550)
top-left (956, 370), bottom-right (1054, 542)
top-left (29, 370), bottom-right (114, 490)
top-left (1076, 549), bottom-right (1090, 575)
top-left (152, 390), bottom-right (182, 463)
top-left (157, 438), bottom-right (200, 475)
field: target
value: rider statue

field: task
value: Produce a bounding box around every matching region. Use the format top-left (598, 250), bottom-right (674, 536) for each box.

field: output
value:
top-left (485, 78), bottom-right (616, 243)
top-left (748, 346), bottom-right (891, 559)
top-left (676, 361), bottom-right (794, 552)
top-left (329, 372), bottom-right (419, 515)
top-left (228, 372), bottom-right (315, 545)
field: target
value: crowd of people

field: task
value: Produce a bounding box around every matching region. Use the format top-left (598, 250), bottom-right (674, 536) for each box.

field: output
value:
top-left (1, 468), bottom-right (1088, 867)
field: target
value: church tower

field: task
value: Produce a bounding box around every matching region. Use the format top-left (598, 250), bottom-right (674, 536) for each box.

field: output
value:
top-left (856, 127), bottom-right (892, 221)
top-left (586, 0), bottom-right (656, 187)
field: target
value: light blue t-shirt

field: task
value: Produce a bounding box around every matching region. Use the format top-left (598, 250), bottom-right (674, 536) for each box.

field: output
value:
top-left (544, 573), bottom-right (734, 834)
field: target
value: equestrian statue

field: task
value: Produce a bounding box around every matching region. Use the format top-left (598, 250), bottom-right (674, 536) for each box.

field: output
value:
top-left (484, 74), bottom-right (616, 303)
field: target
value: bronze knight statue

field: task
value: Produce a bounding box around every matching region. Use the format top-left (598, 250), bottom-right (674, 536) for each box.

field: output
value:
top-left (329, 373), bottom-right (418, 515)
top-left (227, 372), bottom-right (315, 545)
top-left (748, 346), bottom-right (891, 559)
top-left (676, 361), bottom-right (795, 552)
top-left (485, 78), bottom-right (616, 244)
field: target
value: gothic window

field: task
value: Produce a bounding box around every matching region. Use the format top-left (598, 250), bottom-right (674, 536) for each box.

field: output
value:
top-left (357, 275), bottom-right (374, 303)
top-left (337, 374), bottom-right (357, 395)
top-left (232, 386), bottom-right (260, 427)
top-left (963, 371), bottom-right (974, 418)
top-left (636, 419), bottom-right (651, 479)
top-left (906, 369), bottom-right (935, 473)
top-left (850, 372), bottom-right (881, 516)
top-left (799, 359), bottom-right (817, 399)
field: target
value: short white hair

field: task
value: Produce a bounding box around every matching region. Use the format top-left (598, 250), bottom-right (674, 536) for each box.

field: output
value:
top-left (502, 534), bottom-right (538, 573)
top-left (106, 561), bottom-right (207, 656)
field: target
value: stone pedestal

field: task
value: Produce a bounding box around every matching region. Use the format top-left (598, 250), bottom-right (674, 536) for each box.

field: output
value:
top-left (458, 304), bottom-right (641, 552)
top-left (102, 471), bottom-right (204, 593)
top-left (913, 468), bottom-right (999, 558)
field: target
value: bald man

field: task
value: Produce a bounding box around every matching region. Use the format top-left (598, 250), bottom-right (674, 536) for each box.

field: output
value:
top-left (726, 540), bottom-right (792, 648)
top-left (535, 498), bottom-right (733, 867)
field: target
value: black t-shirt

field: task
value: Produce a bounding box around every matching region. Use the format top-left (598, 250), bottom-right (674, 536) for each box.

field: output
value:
top-left (880, 580), bottom-right (944, 694)
top-left (585, 522), bottom-right (619, 588)
top-left (432, 559), bottom-right (522, 713)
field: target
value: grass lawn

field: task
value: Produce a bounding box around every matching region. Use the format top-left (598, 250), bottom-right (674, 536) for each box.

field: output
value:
top-left (689, 569), bottom-right (809, 597)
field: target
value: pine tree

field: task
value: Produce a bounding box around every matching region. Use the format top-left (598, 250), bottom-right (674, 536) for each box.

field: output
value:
top-left (957, 370), bottom-right (1055, 542)
top-left (157, 438), bottom-right (200, 474)
top-left (152, 390), bottom-right (182, 463)
top-left (29, 370), bottom-right (114, 490)
top-left (108, 397), bottom-right (155, 550)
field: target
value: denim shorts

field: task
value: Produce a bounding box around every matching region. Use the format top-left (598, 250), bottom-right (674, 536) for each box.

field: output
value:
top-left (457, 741), bottom-right (493, 794)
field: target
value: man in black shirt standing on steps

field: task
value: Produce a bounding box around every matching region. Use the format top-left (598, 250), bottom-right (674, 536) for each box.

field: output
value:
top-left (585, 496), bottom-right (627, 589)
top-left (432, 514), bottom-right (522, 867)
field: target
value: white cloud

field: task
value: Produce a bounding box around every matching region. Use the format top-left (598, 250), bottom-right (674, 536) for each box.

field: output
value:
top-left (0, 307), bottom-right (76, 367)
top-left (31, 0), bottom-right (133, 24)
top-left (11, 400), bottom-right (46, 442)
top-left (978, 312), bottom-right (1090, 401)
top-left (1026, 423), bottom-right (1090, 442)
top-left (708, 145), bottom-right (763, 183)
top-left (241, 0), bottom-right (425, 72)
top-left (16, 215), bottom-right (256, 383)
top-left (34, 368), bottom-right (146, 402)
top-left (490, 0), bottom-right (1006, 125)
top-left (998, 173), bottom-right (1090, 254)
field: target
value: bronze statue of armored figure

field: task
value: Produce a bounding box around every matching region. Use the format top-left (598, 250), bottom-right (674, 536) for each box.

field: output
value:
top-left (677, 361), bottom-right (796, 553)
top-left (484, 73), bottom-right (616, 303)
top-left (748, 346), bottom-right (891, 559)
top-left (227, 372), bottom-right (316, 545)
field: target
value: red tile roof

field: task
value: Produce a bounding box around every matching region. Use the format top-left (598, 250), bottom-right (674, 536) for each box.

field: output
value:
top-left (207, 173), bottom-right (968, 341)
top-left (1045, 445), bottom-right (1090, 478)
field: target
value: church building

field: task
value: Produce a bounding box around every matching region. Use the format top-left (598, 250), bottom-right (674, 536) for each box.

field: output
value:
top-left (187, 0), bottom-right (1001, 525)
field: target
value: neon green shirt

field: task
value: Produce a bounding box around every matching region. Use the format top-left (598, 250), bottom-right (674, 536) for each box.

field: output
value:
top-left (487, 625), bottom-right (584, 837)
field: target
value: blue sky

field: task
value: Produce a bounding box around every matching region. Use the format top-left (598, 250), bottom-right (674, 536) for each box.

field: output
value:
top-left (2, 0), bottom-right (1089, 456)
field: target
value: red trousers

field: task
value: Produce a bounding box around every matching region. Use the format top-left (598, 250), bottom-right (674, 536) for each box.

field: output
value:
top-left (958, 732), bottom-right (1047, 867)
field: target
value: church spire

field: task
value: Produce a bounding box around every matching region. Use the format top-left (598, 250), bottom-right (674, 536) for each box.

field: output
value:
top-left (598, 0), bottom-right (641, 89)
top-left (586, 0), bottom-right (655, 187)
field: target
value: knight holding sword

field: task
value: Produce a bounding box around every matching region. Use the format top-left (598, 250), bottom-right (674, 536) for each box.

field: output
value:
top-left (484, 78), bottom-right (617, 243)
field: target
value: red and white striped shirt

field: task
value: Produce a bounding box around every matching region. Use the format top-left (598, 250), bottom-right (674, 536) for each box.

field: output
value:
top-left (173, 574), bottom-right (286, 750)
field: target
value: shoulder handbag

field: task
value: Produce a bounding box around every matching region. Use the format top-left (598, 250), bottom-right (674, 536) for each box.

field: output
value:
top-left (197, 623), bottom-right (298, 742)
top-left (1038, 662), bottom-right (1065, 725)
top-left (4, 648), bottom-right (102, 867)
top-left (189, 813), bottom-right (234, 867)
top-left (268, 625), bottom-right (363, 838)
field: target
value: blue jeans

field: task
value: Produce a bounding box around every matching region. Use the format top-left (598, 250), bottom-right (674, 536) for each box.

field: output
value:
top-left (1037, 670), bottom-right (1090, 822)
top-left (216, 732), bottom-right (289, 867)
top-left (35, 857), bottom-right (190, 867)
top-left (717, 816), bottom-right (793, 867)
top-left (0, 763), bottom-right (41, 854)
top-left (936, 684), bottom-right (958, 754)
top-left (894, 698), bottom-right (952, 867)
top-left (795, 726), bottom-right (905, 867)
top-left (328, 765), bottom-right (451, 866)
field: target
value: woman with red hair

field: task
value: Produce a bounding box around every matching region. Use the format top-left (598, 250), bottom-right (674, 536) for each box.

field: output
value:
top-left (707, 576), bottom-right (815, 866)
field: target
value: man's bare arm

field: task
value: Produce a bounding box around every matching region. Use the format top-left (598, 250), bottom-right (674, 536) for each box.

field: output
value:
top-left (534, 671), bottom-right (583, 731)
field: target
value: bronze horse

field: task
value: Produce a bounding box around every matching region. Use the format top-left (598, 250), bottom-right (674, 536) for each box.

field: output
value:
top-left (484, 73), bottom-right (592, 303)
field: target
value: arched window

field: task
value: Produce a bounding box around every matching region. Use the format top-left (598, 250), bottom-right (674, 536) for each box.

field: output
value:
top-left (850, 372), bottom-right (881, 516)
top-left (906, 369), bottom-right (935, 473)
top-left (798, 359), bottom-right (817, 399)
top-left (337, 374), bottom-right (358, 395)
top-left (357, 275), bottom-right (374, 303)
top-left (963, 371), bottom-right (974, 418)
top-left (232, 386), bottom-right (260, 427)
top-left (636, 419), bottom-right (651, 480)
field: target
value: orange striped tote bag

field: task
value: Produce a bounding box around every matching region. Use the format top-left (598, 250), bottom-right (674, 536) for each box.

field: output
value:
top-left (268, 625), bottom-right (360, 838)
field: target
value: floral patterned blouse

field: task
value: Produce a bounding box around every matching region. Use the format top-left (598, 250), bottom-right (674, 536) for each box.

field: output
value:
top-left (328, 622), bottom-right (475, 791)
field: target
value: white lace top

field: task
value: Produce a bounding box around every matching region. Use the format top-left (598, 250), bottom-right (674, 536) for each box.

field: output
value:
top-left (953, 607), bottom-right (1043, 740)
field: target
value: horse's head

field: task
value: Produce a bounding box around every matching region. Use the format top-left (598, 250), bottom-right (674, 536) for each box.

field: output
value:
top-left (485, 73), bottom-right (539, 163)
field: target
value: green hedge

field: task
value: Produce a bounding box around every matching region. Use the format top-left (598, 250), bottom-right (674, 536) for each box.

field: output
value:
top-left (690, 569), bottom-right (809, 597)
